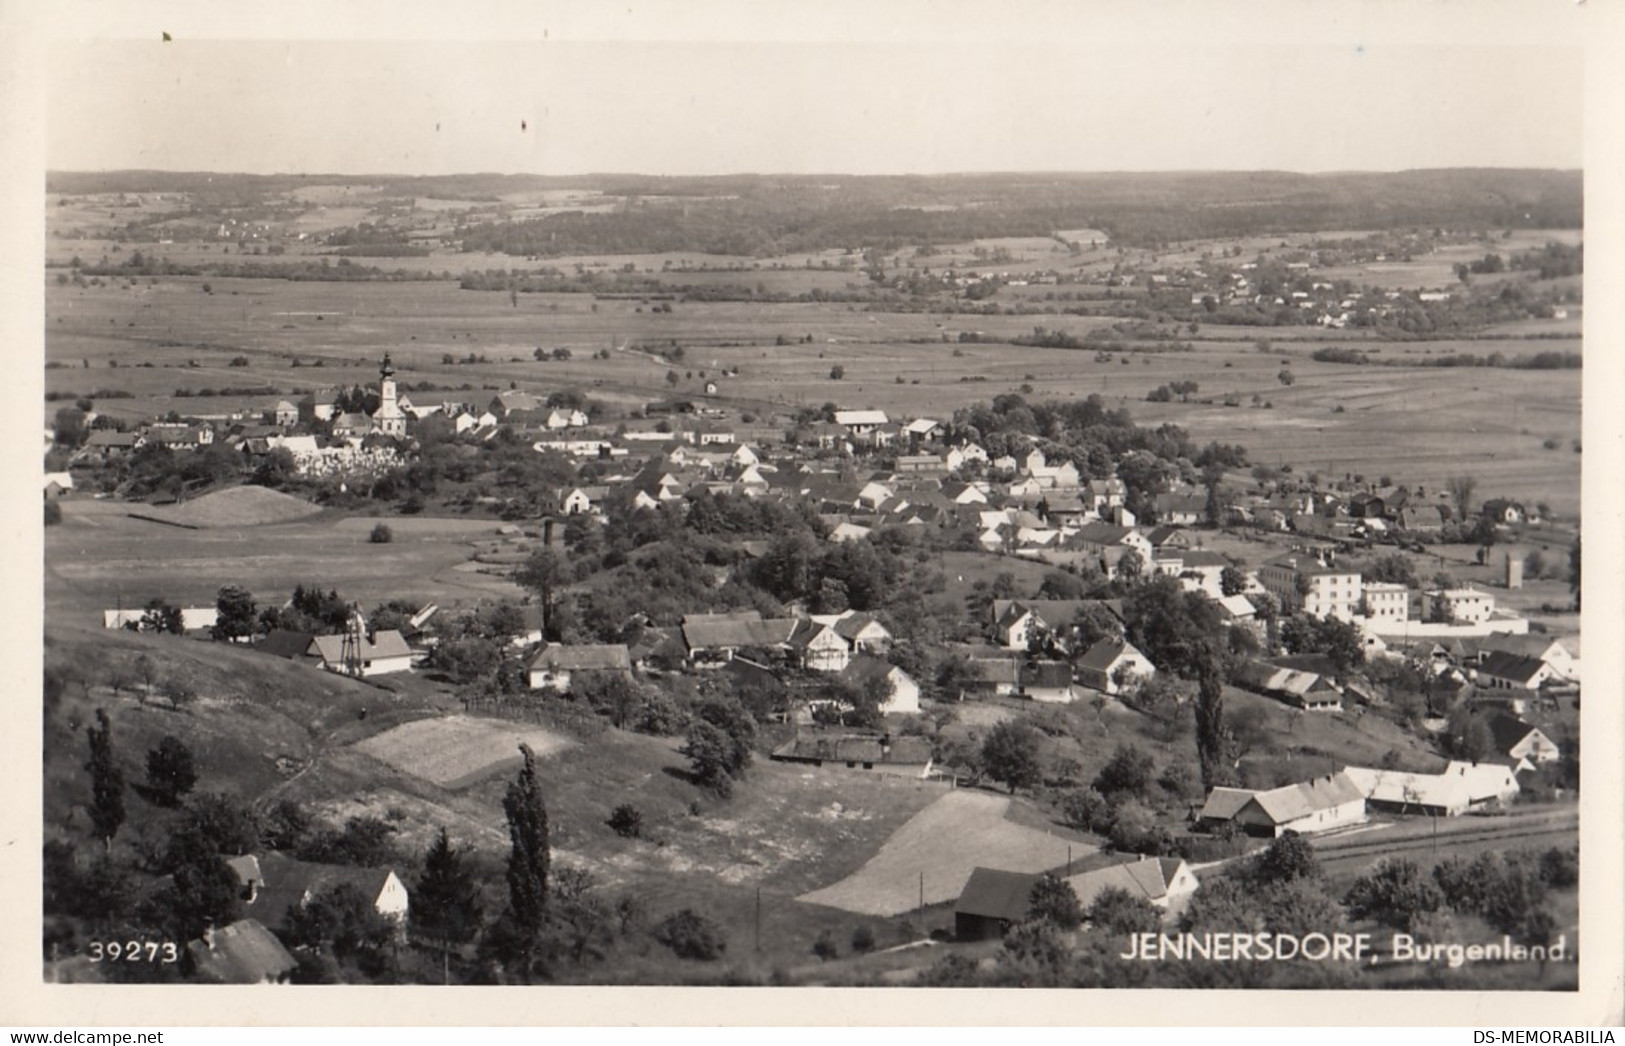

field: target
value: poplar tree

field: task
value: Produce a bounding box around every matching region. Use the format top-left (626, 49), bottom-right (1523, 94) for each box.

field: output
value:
top-left (85, 708), bottom-right (125, 852)
top-left (503, 743), bottom-right (551, 965)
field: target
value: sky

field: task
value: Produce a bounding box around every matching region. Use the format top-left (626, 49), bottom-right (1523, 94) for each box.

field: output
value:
top-left (35, 1), bottom-right (1593, 177)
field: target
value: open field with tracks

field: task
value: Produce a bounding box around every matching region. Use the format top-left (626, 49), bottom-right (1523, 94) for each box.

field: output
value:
top-left (351, 714), bottom-right (575, 789)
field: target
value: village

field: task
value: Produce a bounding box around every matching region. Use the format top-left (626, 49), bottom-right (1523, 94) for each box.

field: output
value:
top-left (45, 323), bottom-right (1581, 986)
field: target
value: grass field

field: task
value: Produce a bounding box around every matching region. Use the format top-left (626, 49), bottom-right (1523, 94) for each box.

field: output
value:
top-left (351, 714), bottom-right (574, 789)
top-left (45, 499), bottom-right (524, 623)
top-left (797, 789), bottom-right (1093, 916)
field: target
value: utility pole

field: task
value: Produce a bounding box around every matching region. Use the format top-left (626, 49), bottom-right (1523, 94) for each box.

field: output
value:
top-left (918, 871), bottom-right (924, 920)
top-left (754, 886), bottom-right (761, 953)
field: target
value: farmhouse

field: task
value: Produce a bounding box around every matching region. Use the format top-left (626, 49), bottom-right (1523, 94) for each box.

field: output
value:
top-left (186, 919), bottom-right (298, 985)
top-left (680, 611), bottom-right (796, 664)
top-left (526, 643), bottom-right (632, 692)
top-left (1200, 772), bottom-right (1367, 837)
top-left (770, 733), bottom-right (933, 778)
top-left (1342, 762), bottom-right (1519, 817)
top-left (308, 629), bottom-right (414, 677)
top-left (251, 852), bottom-right (410, 934)
top-left (838, 655), bottom-right (921, 715)
top-left (1476, 634), bottom-right (1577, 682)
top-left (1067, 855), bottom-right (1200, 916)
top-left (1073, 638), bottom-right (1155, 696)
top-left (1485, 712), bottom-right (1561, 765)
top-left (1020, 661), bottom-right (1076, 703)
top-left (955, 867), bottom-right (1042, 941)
top-left (789, 618), bottom-right (851, 673)
top-left (963, 657), bottom-right (1021, 699)
top-left (44, 472), bottom-right (74, 499)
top-left (1233, 659), bottom-right (1343, 711)
top-left (1475, 650), bottom-right (1556, 693)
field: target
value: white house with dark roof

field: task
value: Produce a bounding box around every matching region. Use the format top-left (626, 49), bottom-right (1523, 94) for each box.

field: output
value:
top-left (838, 655), bottom-right (921, 715)
top-left (1074, 638), bottom-right (1155, 696)
top-left (308, 629), bottom-right (414, 677)
top-left (526, 643), bottom-right (633, 691)
top-left (1200, 772), bottom-right (1367, 837)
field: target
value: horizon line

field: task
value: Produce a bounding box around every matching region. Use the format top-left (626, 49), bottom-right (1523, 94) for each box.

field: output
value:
top-left (45, 165), bottom-right (1585, 181)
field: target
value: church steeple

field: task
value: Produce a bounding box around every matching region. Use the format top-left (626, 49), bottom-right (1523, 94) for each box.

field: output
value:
top-left (372, 352), bottom-right (406, 437)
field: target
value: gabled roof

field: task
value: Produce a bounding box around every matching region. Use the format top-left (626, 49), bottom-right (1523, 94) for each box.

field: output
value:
top-left (1478, 651), bottom-right (1549, 686)
top-left (308, 629), bottom-right (412, 665)
top-left (1484, 712), bottom-right (1543, 754)
top-left (833, 409), bottom-right (889, 427)
top-left (1022, 661), bottom-right (1073, 689)
top-left (528, 643), bottom-right (631, 672)
top-left (1198, 787), bottom-right (1256, 822)
top-left (1067, 856), bottom-right (1187, 910)
top-left (1075, 638), bottom-right (1145, 673)
top-left (251, 853), bottom-right (400, 932)
top-left (967, 657), bottom-right (1021, 686)
top-left (955, 867), bottom-right (1039, 922)
top-left (1245, 772), bottom-right (1364, 824)
top-left (832, 612), bottom-right (887, 641)
top-left (187, 919), bottom-right (297, 984)
top-left (1342, 765), bottom-right (1473, 812)
top-left (255, 630), bottom-right (319, 660)
top-left (839, 654), bottom-right (904, 689)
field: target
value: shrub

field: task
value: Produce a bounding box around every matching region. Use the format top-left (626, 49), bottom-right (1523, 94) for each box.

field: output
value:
top-left (851, 925), bottom-right (876, 954)
top-left (812, 931), bottom-right (839, 961)
top-left (369, 523), bottom-right (394, 544)
top-left (607, 804), bottom-right (643, 839)
top-left (45, 501), bottom-right (62, 526)
top-left (654, 909), bottom-right (727, 960)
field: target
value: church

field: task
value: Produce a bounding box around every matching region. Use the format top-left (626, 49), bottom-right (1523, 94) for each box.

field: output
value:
top-left (371, 352), bottom-right (407, 437)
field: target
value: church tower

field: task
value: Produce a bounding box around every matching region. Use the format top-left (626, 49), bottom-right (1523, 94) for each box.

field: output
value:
top-left (372, 352), bottom-right (407, 437)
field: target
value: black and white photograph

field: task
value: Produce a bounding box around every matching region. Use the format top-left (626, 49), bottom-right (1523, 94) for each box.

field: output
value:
top-left (7, 0), bottom-right (1623, 1027)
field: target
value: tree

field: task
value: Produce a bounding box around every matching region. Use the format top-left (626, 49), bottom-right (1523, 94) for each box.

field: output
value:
top-left (1364, 553), bottom-right (1419, 588)
top-left (144, 735), bottom-right (198, 807)
top-left (158, 851), bottom-right (242, 940)
top-left (1253, 831), bottom-right (1320, 885)
top-left (1568, 536), bottom-right (1580, 610)
top-left (369, 523), bottom-right (394, 544)
top-left (828, 365), bottom-right (845, 380)
top-left (607, 804), bottom-right (643, 839)
top-left (502, 743), bottom-right (551, 974)
top-left (1194, 652), bottom-right (1229, 790)
top-left (1087, 886), bottom-right (1162, 936)
top-left (1060, 787), bottom-right (1114, 833)
top-left (1093, 742), bottom-right (1154, 800)
top-left (211, 585), bottom-right (257, 642)
top-left (1344, 858), bottom-right (1443, 932)
top-left (412, 828), bottom-right (483, 984)
top-left (515, 548), bottom-right (568, 638)
top-left (1443, 704), bottom-right (1495, 763)
top-left (85, 708), bottom-right (124, 852)
top-left (654, 908), bottom-right (726, 960)
top-left (1219, 566), bottom-right (1247, 598)
top-left (1116, 549), bottom-right (1145, 583)
top-left (680, 720), bottom-right (737, 797)
top-left (1446, 475), bottom-right (1478, 524)
top-left (1027, 874), bottom-right (1084, 930)
top-left (981, 719), bottom-right (1044, 794)
top-left (140, 598), bottom-right (184, 635)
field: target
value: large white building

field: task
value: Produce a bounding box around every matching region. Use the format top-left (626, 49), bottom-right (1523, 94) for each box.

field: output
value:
top-left (1361, 581), bottom-right (1410, 624)
top-left (1430, 587), bottom-right (1495, 625)
top-left (371, 353), bottom-right (407, 438)
top-left (1257, 554), bottom-right (1362, 620)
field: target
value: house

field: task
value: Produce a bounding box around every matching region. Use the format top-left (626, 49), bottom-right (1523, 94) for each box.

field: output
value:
top-left (186, 919), bottom-right (298, 985)
top-left (1397, 505), bottom-right (1447, 533)
top-left (1074, 638), bottom-right (1155, 696)
top-left (963, 657), bottom-right (1022, 699)
top-left (331, 412), bottom-right (374, 440)
top-left (1343, 762), bottom-right (1519, 817)
top-left (79, 430), bottom-right (140, 458)
top-left (940, 480), bottom-right (989, 506)
top-left (1020, 661), bottom-right (1076, 703)
top-left (1153, 492), bottom-right (1208, 526)
top-left (770, 734), bottom-right (933, 778)
top-left (298, 389), bottom-right (340, 423)
top-left (44, 471), bottom-right (74, 499)
top-left (1361, 582), bottom-right (1410, 625)
top-left (789, 618), bottom-right (851, 673)
top-left (559, 486), bottom-right (608, 515)
top-left (1475, 650), bottom-right (1555, 693)
top-left (269, 400), bottom-right (299, 427)
top-left (1196, 787), bottom-right (1257, 832)
top-left (526, 643), bottom-right (632, 692)
top-left (680, 611), bottom-right (796, 664)
top-left (828, 521), bottom-right (872, 544)
top-left (308, 629), bottom-right (414, 677)
top-left (895, 454), bottom-right (944, 474)
top-left (1477, 634), bottom-right (1577, 682)
top-left (1484, 711), bottom-right (1561, 765)
top-left (838, 656), bottom-right (921, 715)
top-left (1233, 659), bottom-right (1343, 710)
top-left (1481, 499), bottom-right (1527, 526)
top-left (1206, 772), bottom-right (1368, 837)
top-left (1067, 855), bottom-right (1200, 915)
top-left (1257, 554), bottom-right (1362, 620)
top-left (1216, 594), bottom-right (1258, 627)
top-left (490, 390), bottom-right (544, 416)
top-left (833, 409), bottom-right (889, 435)
top-left (1144, 526), bottom-right (1192, 553)
top-left (955, 867), bottom-right (1042, 941)
top-left (830, 611), bottom-right (891, 654)
top-left (254, 630), bottom-right (320, 663)
top-left (1431, 587), bottom-right (1495, 625)
top-left (251, 852), bottom-right (410, 934)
